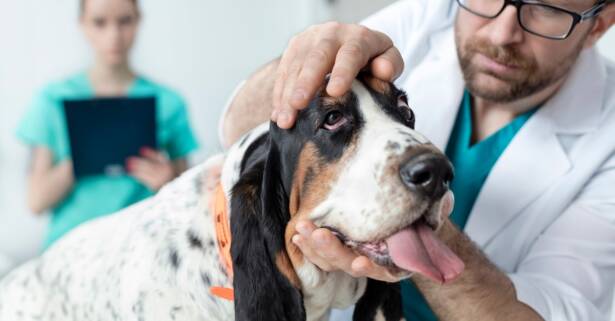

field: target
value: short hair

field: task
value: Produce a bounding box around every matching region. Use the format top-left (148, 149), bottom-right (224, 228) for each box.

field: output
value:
top-left (79, 0), bottom-right (138, 15)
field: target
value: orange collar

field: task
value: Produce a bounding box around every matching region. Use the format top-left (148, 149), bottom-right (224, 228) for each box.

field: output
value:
top-left (209, 183), bottom-right (235, 301)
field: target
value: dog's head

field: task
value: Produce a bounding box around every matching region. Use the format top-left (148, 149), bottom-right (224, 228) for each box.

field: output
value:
top-left (230, 75), bottom-right (461, 321)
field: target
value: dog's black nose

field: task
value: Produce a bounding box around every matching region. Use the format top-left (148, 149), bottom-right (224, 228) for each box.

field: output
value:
top-left (400, 153), bottom-right (453, 199)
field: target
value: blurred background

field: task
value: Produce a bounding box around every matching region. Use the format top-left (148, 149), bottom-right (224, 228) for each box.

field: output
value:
top-left (0, 0), bottom-right (613, 277)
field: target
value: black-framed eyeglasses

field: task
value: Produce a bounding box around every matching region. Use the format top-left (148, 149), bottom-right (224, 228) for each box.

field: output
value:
top-left (456, 0), bottom-right (607, 40)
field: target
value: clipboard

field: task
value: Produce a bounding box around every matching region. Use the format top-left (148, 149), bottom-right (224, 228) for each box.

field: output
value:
top-left (63, 96), bottom-right (157, 178)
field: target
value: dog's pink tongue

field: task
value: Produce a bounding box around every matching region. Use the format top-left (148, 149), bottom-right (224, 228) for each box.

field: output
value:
top-left (385, 223), bottom-right (464, 283)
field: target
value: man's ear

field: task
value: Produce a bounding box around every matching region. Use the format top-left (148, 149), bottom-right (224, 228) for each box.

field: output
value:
top-left (583, 3), bottom-right (615, 48)
top-left (230, 144), bottom-right (305, 321)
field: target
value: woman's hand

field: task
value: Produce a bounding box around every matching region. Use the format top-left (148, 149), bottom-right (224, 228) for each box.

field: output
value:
top-left (127, 147), bottom-right (177, 191)
top-left (271, 22), bottom-right (404, 129)
top-left (291, 220), bottom-right (406, 282)
top-left (27, 147), bottom-right (75, 214)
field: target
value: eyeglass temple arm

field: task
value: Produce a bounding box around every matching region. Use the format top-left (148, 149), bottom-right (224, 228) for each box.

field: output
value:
top-left (581, 1), bottom-right (606, 20)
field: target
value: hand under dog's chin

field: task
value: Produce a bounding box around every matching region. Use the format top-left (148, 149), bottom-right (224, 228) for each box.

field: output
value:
top-left (325, 191), bottom-right (461, 283)
top-left (325, 221), bottom-right (423, 278)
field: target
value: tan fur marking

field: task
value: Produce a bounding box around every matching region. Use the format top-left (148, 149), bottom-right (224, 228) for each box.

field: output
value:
top-left (275, 252), bottom-right (302, 289)
top-left (321, 94), bottom-right (350, 107)
top-left (285, 143), bottom-right (322, 272)
top-left (284, 141), bottom-right (358, 279)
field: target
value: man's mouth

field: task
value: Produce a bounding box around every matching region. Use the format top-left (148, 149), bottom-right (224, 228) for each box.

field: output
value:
top-left (475, 53), bottom-right (521, 74)
top-left (325, 218), bottom-right (464, 284)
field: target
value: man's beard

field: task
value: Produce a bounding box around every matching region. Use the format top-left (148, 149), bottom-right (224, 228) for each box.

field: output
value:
top-left (455, 31), bottom-right (582, 103)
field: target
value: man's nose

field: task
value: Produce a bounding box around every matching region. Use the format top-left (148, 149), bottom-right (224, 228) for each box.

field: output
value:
top-left (400, 152), bottom-right (454, 200)
top-left (484, 5), bottom-right (524, 46)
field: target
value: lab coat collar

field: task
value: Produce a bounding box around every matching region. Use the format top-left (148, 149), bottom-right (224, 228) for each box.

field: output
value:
top-left (405, 29), bottom-right (607, 247)
top-left (465, 48), bottom-right (606, 246)
top-left (406, 27), bottom-right (464, 150)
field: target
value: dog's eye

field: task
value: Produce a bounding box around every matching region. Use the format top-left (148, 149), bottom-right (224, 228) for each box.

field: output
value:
top-left (323, 110), bottom-right (347, 131)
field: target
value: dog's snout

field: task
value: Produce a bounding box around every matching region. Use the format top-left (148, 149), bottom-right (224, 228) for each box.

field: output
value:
top-left (400, 153), bottom-right (453, 199)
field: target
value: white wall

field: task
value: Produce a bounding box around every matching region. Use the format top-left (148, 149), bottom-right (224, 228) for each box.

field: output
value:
top-left (0, 0), bottom-right (614, 277)
top-left (330, 0), bottom-right (398, 23)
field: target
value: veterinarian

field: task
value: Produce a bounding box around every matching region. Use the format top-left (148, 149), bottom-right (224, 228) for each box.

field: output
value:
top-left (16, 0), bottom-right (198, 249)
top-left (220, 0), bottom-right (615, 320)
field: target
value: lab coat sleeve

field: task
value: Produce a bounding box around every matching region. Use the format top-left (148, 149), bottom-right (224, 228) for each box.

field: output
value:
top-left (217, 80), bottom-right (246, 148)
top-left (360, 0), bottom-right (457, 86)
top-left (360, 0), bottom-right (429, 50)
top-left (509, 154), bottom-right (615, 321)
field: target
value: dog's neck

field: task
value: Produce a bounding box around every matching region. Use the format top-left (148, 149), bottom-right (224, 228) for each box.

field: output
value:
top-left (296, 261), bottom-right (367, 321)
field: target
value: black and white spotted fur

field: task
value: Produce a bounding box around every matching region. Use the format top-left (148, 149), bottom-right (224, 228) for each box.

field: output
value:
top-left (0, 76), bottom-right (453, 321)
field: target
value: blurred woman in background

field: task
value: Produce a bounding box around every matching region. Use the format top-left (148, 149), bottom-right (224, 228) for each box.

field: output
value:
top-left (16, 0), bottom-right (198, 249)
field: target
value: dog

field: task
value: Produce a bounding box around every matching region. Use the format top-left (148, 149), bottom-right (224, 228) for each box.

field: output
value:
top-left (0, 75), bottom-right (462, 321)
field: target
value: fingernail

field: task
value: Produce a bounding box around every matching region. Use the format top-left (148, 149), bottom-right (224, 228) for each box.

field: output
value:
top-left (292, 234), bottom-right (301, 245)
top-left (278, 111), bottom-right (290, 126)
top-left (328, 77), bottom-right (345, 91)
top-left (296, 222), bottom-right (310, 236)
top-left (291, 89), bottom-right (306, 104)
top-left (271, 109), bottom-right (279, 121)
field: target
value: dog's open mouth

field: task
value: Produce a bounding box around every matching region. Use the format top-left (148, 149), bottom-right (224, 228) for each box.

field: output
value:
top-left (325, 218), bottom-right (464, 284)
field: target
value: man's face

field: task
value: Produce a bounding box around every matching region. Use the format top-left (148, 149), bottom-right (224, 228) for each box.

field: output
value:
top-left (454, 1), bottom-right (597, 103)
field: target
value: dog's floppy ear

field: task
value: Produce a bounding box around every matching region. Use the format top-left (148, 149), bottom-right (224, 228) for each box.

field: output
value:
top-left (230, 141), bottom-right (305, 321)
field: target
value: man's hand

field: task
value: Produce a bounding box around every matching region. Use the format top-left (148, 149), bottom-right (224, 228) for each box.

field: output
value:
top-left (291, 220), bottom-right (406, 282)
top-left (220, 22), bottom-right (404, 147)
top-left (127, 147), bottom-right (176, 191)
top-left (271, 22), bottom-right (404, 129)
top-left (291, 192), bottom-right (455, 282)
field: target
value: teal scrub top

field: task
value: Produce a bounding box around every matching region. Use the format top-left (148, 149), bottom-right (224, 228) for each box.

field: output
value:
top-left (401, 91), bottom-right (537, 320)
top-left (16, 72), bottom-right (199, 249)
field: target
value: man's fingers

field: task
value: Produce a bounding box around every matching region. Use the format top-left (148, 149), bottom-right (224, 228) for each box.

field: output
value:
top-left (370, 46), bottom-right (405, 81)
top-left (298, 222), bottom-right (362, 275)
top-left (351, 256), bottom-right (402, 282)
top-left (327, 27), bottom-right (394, 96)
top-left (327, 39), bottom-right (369, 97)
top-left (274, 34), bottom-right (312, 128)
top-left (278, 57), bottom-right (305, 129)
top-left (272, 38), bottom-right (299, 119)
top-left (273, 23), bottom-right (398, 128)
top-left (292, 234), bottom-right (335, 271)
top-left (309, 228), bottom-right (363, 276)
top-left (290, 39), bottom-right (339, 109)
top-left (293, 220), bottom-right (407, 281)
top-left (272, 66), bottom-right (288, 120)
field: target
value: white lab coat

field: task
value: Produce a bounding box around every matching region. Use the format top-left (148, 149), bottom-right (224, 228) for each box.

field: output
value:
top-left (359, 1), bottom-right (615, 320)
